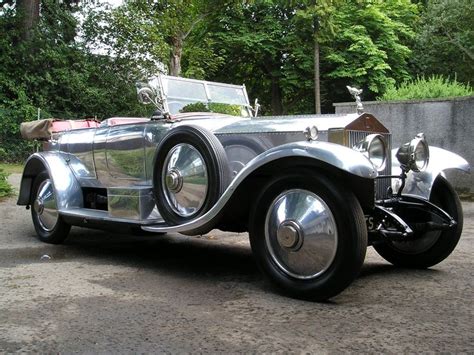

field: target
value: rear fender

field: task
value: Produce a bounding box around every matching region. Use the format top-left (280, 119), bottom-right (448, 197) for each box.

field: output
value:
top-left (391, 146), bottom-right (470, 200)
top-left (17, 152), bottom-right (83, 209)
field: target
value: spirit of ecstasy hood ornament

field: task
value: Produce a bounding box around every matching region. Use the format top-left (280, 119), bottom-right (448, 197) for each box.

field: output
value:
top-left (346, 86), bottom-right (364, 114)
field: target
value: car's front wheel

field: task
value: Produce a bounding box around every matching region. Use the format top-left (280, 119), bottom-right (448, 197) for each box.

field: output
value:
top-left (249, 171), bottom-right (367, 301)
top-left (374, 177), bottom-right (463, 268)
top-left (31, 171), bottom-right (71, 244)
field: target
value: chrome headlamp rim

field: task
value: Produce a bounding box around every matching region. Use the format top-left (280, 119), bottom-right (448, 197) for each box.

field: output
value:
top-left (304, 125), bottom-right (319, 141)
top-left (396, 133), bottom-right (430, 172)
top-left (410, 135), bottom-right (430, 172)
top-left (354, 133), bottom-right (388, 172)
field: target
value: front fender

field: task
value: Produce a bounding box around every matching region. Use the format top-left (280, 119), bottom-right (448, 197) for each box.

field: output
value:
top-left (391, 146), bottom-right (470, 200)
top-left (143, 141), bottom-right (377, 233)
top-left (17, 152), bottom-right (83, 210)
top-left (238, 141), bottom-right (378, 179)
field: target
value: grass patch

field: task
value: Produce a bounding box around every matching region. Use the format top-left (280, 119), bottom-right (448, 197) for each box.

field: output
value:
top-left (0, 163), bottom-right (24, 174)
top-left (0, 167), bottom-right (14, 199)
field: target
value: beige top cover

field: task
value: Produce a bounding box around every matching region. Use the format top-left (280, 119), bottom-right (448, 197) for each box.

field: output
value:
top-left (20, 119), bottom-right (54, 140)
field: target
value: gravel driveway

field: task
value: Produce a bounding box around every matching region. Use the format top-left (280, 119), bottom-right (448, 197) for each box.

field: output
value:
top-left (1, 173), bottom-right (473, 353)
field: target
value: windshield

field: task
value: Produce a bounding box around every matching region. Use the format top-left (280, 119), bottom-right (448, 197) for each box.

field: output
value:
top-left (159, 75), bottom-right (252, 116)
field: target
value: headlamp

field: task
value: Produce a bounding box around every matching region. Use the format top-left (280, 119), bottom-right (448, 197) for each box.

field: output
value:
top-left (354, 134), bottom-right (387, 172)
top-left (396, 133), bottom-right (429, 172)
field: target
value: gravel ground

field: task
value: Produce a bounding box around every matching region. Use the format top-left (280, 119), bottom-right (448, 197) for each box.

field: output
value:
top-left (1, 173), bottom-right (473, 353)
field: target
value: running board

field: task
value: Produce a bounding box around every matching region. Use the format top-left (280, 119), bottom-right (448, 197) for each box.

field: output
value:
top-left (60, 208), bottom-right (164, 225)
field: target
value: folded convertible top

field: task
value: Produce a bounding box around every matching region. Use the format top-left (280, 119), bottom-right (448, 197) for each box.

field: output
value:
top-left (20, 119), bottom-right (100, 140)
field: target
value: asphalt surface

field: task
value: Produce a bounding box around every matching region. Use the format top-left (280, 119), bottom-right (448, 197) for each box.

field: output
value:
top-left (1, 173), bottom-right (473, 353)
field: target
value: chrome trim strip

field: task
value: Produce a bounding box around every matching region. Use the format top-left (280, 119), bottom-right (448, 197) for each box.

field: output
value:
top-left (142, 141), bottom-right (377, 233)
top-left (59, 208), bottom-right (164, 225)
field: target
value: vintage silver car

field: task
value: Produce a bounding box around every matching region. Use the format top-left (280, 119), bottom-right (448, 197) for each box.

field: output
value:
top-left (18, 75), bottom-right (470, 301)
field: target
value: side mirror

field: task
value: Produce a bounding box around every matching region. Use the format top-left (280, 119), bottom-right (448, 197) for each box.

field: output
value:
top-left (137, 87), bottom-right (156, 105)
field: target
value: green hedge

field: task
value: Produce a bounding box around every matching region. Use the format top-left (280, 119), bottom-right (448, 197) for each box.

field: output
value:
top-left (378, 75), bottom-right (473, 101)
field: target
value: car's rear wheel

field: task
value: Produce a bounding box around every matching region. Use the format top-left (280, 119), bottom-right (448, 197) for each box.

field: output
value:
top-left (374, 177), bottom-right (463, 268)
top-left (249, 171), bottom-right (367, 301)
top-left (153, 125), bottom-right (231, 225)
top-left (31, 171), bottom-right (71, 244)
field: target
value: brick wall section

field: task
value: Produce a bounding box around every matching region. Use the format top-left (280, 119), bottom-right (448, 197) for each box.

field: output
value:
top-left (334, 96), bottom-right (474, 195)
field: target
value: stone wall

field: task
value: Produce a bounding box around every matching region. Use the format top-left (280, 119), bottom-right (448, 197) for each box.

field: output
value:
top-left (334, 96), bottom-right (473, 196)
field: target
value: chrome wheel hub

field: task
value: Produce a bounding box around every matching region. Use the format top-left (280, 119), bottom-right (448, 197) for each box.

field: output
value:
top-left (33, 198), bottom-right (45, 215)
top-left (162, 143), bottom-right (208, 217)
top-left (276, 220), bottom-right (303, 251)
top-left (265, 189), bottom-right (338, 279)
top-left (165, 169), bottom-right (183, 193)
top-left (34, 179), bottom-right (59, 232)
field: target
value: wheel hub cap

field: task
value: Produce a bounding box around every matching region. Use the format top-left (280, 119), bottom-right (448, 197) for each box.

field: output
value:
top-left (34, 179), bottom-right (59, 232)
top-left (265, 189), bottom-right (338, 280)
top-left (162, 143), bottom-right (208, 217)
top-left (277, 220), bottom-right (303, 250)
top-left (165, 169), bottom-right (183, 193)
top-left (34, 198), bottom-right (45, 215)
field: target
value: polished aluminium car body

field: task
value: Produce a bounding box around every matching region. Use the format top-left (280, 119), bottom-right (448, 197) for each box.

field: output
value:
top-left (18, 75), bottom-right (470, 301)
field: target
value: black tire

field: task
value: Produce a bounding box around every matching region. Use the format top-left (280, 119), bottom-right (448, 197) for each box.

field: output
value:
top-left (129, 226), bottom-right (166, 236)
top-left (249, 171), bottom-right (367, 301)
top-left (153, 125), bottom-right (230, 224)
top-left (374, 177), bottom-right (463, 268)
top-left (31, 171), bottom-right (71, 244)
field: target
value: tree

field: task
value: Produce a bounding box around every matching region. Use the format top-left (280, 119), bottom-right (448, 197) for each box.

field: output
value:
top-left (82, 2), bottom-right (168, 76)
top-left (410, 0), bottom-right (473, 84)
top-left (1, 0), bottom-right (79, 41)
top-left (84, 0), bottom-right (238, 77)
top-left (293, 0), bottom-right (340, 113)
top-left (323, 0), bottom-right (418, 102)
top-left (16, 0), bottom-right (40, 40)
top-left (209, 2), bottom-right (308, 115)
top-left (0, 0), bottom-right (148, 161)
top-left (208, 0), bottom-right (418, 114)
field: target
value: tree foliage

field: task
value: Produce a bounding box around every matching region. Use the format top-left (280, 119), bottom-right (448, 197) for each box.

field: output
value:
top-left (410, 0), bottom-right (473, 84)
top-left (324, 0), bottom-right (418, 102)
top-left (1, 0), bottom-right (470, 163)
top-left (208, 2), bottom-right (306, 115)
top-left (83, 0), bottom-right (236, 77)
top-left (292, 0), bottom-right (341, 113)
top-left (207, 0), bottom-right (418, 113)
top-left (0, 0), bottom-right (148, 160)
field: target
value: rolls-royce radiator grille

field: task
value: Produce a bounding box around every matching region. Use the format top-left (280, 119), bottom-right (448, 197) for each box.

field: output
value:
top-left (347, 130), bottom-right (392, 200)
